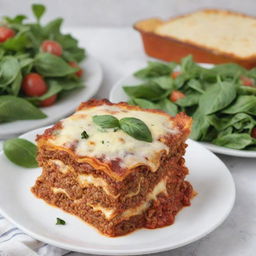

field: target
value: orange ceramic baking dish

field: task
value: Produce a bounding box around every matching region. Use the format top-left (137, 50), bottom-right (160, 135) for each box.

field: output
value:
top-left (134, 9), bottom-right (256, 69)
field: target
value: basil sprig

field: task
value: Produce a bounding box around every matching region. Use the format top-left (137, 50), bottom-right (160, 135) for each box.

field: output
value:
top-left (93, 115), bottom-right (153, 142)
top-left (3, 138), bottom-right (38, 168)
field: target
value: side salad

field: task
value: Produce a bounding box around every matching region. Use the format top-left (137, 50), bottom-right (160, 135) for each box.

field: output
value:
top-left (123, 56), bottom-right (256, 150)
top-left (0, 4), bottom-right (86, 123)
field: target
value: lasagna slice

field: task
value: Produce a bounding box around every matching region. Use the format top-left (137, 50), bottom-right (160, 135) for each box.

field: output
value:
top-left (32, 99), bottom-right (193, 237)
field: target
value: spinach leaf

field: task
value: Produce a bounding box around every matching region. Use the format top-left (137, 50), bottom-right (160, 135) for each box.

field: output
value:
top-left (123, 82), bottom-right (167, 101)
top-left (3, 138), bottom-right (38, 168)
top-left (158, 98), bottom-right (178, 116)
top-left (34, 53), bottom-right (78, 77)
top-left (238, 85), bottom-right (256, 95)
top-left (176, 93), bottom-right (200, 107)
top-left (93, 115), bottom-right (120, 129)
top-left (131, 98), bottom-right (159, 109)
top-left (47, 78), bottom-right (84, 91)
top-left (190, 110), bottom-right (210, 140)
top-left (0, 57), bottom-right (20, 87)
top-left (4, 15), bottom-right (27, 24)
top-left (187, 79), bottom-right (205, 93)
top-left (11, 72), bottom-right (22, 96)
top-left (199, 78), bottom-right (237, 114)
top-left (32, 4), bottom-right (46, 23)
top-left (120, 117), bottom-right (153, 142)
top-left (2, 31), bottom-right (28, 51)
top-left (43, 18), bottom-right (63, 37)
top-left (152, 76), bottom-right (175, 90)
top-left (0, 96), bottom-right (46, 122)
top-left (213, 133), bottom-right (253, 149)
top-left (134, 62), bottom-right (174, 79)
top-left (223, 96), bottom-right (256, 115)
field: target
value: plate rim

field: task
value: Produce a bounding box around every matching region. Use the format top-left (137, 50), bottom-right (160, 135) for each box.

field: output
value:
top-left (0, 55), bottom-right (103, 138)
top-left (0, 127), bottom-right (236, 255)
top-left (109, 71), bottom-right (256, 158)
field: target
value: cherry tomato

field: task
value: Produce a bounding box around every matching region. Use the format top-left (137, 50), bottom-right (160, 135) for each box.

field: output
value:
top-left (41, 40), bottom-right (63, 56)
top-left (251, 127), bottom-right (256, 139)
top-left (240, 76), bottom-right (255, 87)
top-left (171, 71), bottom-right (181, 79)
top-left (0, 26), bottom-right (15, 42)
top-left (68, 61), bottom-right (83, 77)
top-left (40, 94), bottom-right (57, 107)
top-left (22, 73), bottom-right (47, 97)
top-left (170, 90), bottom-right (186, 102)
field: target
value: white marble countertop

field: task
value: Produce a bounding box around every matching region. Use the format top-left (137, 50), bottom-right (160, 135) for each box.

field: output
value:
top-left (1, 28), bottom-right (256, 256)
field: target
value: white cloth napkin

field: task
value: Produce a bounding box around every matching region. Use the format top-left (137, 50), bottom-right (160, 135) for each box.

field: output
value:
top-left (0, 215), bottom-right (69, 256)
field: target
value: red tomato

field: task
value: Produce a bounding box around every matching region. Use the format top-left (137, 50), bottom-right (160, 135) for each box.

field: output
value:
top-left (251, 127), bottom-right (256, 139)
top-left (22, 73), bottom-right (47, 97)
top-left (171, 71), bottom-right (181, 79)
top-left (170, 90), bottom-right (186, 102)
top-left (68, 61), bottom-right (83, 77)
top-left (40, 94), bottom-right (57, 107)
top-left (0, 26), bottom-right (15, 42)
top-left (41, 40), bottom-right (63, 56)
top-left (240, 76), bottom-right (255, 87)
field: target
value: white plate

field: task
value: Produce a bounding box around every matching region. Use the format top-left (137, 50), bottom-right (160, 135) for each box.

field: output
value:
top-left (109, 73), bottom-right (256, 158)
top-left (0, 127), bottom-right (235, 255)
top-left (0, 55), bottom-right (103, 139)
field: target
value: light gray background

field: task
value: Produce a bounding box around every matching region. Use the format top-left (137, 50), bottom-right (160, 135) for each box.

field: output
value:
top-left (0, 0), bottom-right (256, 27)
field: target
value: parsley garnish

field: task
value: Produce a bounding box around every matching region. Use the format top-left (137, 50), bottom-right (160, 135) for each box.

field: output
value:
top-left (56, 217), bottom-right (66, 225)
top-left (81, 130), bottom-right (89, 139)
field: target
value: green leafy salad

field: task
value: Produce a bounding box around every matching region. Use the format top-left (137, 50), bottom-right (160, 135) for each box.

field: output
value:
top-left (0, 4), bottom-right (86, 123)
top-left (123, 56), bottom-right (256, 150)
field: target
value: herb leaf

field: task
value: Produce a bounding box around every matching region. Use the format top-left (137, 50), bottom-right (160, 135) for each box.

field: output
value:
top-left (81, 130), bottom-right (89, 139)
top-left (3, 138), bottom-right (38, 168)
top-left (0, 96), bottom-right (47, 122)
top-left (32, 4), bottom-right (46, 23)
top-left (93, 115), bottom-right (120, 129)
top-left (56, 218), bottom-right (66, 225)
top-left (120, 117), bottom-right (153, 142)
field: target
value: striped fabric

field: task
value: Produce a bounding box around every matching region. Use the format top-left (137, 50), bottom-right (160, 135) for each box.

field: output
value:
top-left (0, 214), bottom-right (69, 256)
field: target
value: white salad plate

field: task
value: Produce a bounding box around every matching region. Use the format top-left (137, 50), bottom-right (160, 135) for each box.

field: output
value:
top-left (109, 73), bottom-right (256, 158)
top-left (0, 55), bottom-right (103, 139)
top-left (0, 127), bottom-right (235, 255)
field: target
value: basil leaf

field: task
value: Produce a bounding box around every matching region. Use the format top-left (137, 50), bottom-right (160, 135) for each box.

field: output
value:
top-left (0, 96), bottom-right (46, 122)
top-left (93, 115), bottom-right (120, 129)
top-left (32, 4), bottom-right (46, 22)
top-left (213, 133), bottom-right (253, 149)
top-left (223, 96), bottom-right (256, 115)
top-left (56, 218), bottom-right (66, 225)
top-left (3, 138), bottom-right (38, 168)
top-left (35, 53), bottom-right (78, 77)
top-left (120, 117), bottom-right (153, 142)
top-left (123, 81), bottom-right (166, 101)
top-left (199, 79), bottom-right (237, 114)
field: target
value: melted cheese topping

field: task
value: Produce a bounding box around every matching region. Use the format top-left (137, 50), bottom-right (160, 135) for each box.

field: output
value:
top-left (49, 104), bottom-right (177, 171)
top-left (156, 10), bottom-right (256, 58)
